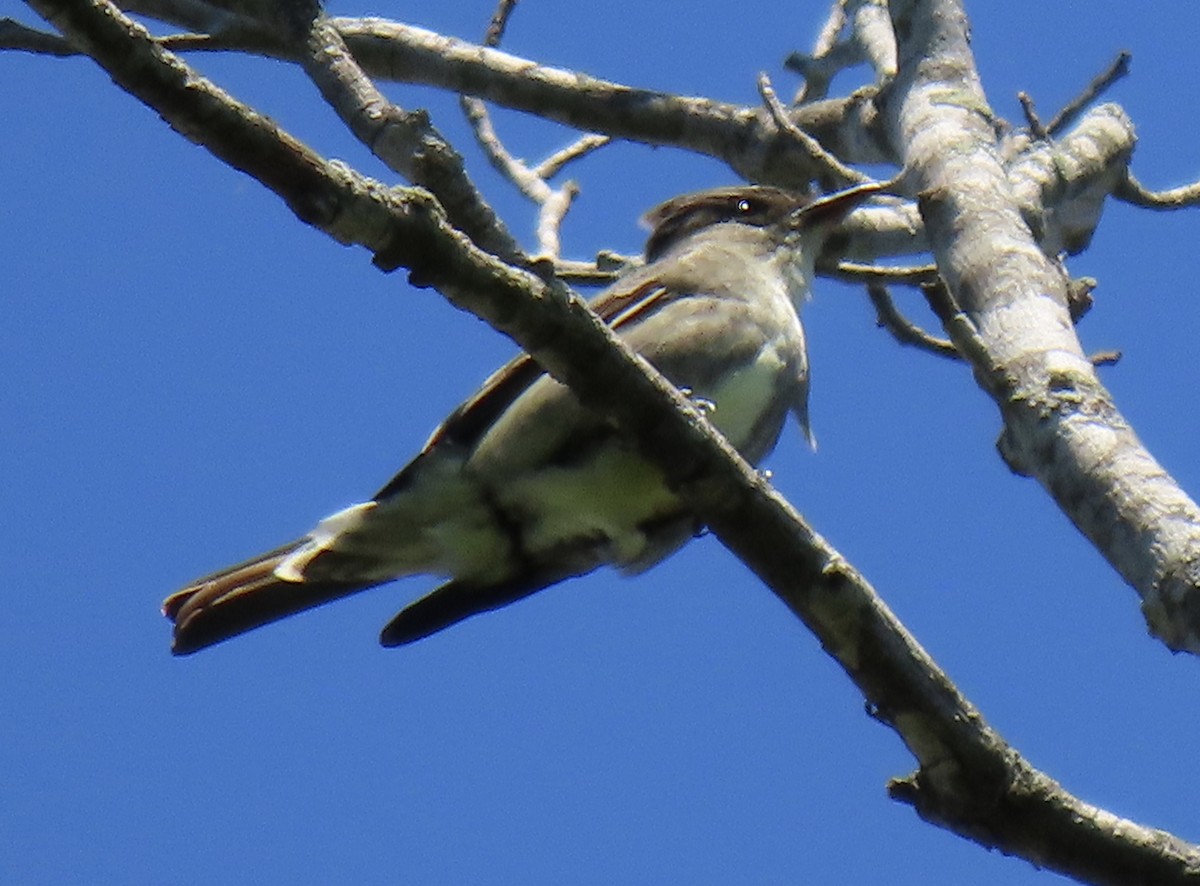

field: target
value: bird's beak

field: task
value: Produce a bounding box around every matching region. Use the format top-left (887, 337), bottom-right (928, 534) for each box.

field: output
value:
top-left (793, 180), bottom-right (887, 227)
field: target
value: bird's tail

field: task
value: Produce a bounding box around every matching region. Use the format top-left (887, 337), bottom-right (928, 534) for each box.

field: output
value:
top-left (163, 542), bottom-right (380, 655)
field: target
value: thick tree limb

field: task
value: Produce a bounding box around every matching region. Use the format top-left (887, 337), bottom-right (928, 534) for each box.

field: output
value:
top-left (885, 0), bottom-right (1200, 657)
top-left (879, 2), bottom-right (1200, 874)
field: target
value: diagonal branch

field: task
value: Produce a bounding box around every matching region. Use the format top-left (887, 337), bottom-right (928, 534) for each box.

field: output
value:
top-left (888, 0), bottom-right (1200, 657)
top-left (757, 72), bottom-right (868, 188)
top-left (1046, 50), bottom-right (1132, 137)
top-left (885, 1), bottom-right (1200, 874)
top-left (300, 15), bottom-right (521, 260)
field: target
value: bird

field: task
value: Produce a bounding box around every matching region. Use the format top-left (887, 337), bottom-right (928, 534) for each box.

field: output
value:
top-left (163, 180), bottom-right (882, 654)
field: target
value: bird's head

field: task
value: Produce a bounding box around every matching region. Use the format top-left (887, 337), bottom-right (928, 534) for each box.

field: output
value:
top-left (641, 181), bottom-right (883, 262)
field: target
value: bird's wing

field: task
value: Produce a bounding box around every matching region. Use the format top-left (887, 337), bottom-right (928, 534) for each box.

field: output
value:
top-left (165, 269), bottom-right (794, 652)
top-left (376, 285), bottom-right (807, 646)
top-left (372, 273), bottom-right (677, 499)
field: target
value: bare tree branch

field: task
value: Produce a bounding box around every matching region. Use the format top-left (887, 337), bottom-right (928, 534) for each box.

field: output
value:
top-left (786, 0), bottom-right (854, 103)
top-left (786, 0), bottom-right (895, 104)
top-left (6, 7), bottom-right (1141, 270)
top-left (889, 0), bottom-right (1200, 660)
top-left (849, 0), bottom-right (897, 83)
top-left (0, 17), bottom-right (75, 54)
top-left (1115, 170), bottom-right (1200, 209)
top-left (300, 15), bottom-right (522, 260)
top-left (1046, 50), bottom-right (1132, 137)
top-left (1016, 91), bottom-right (1047, 140)
top-left (1004, 103), bottom-right (1135, 256)
top-left (757, 72), bottom-right (868, 188)
top-left (833, 260), bottom-right (938, 284)
top-left (454, 0), bottom-right (605, 258)
top-left (532, 135), bottom-right (610, 180)
top-left (868, 284), bottom-right (960, 359)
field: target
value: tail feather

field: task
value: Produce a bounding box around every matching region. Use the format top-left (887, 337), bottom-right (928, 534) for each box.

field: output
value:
top-left (379, 576), bottom-right (555, 647)
top-left (164, 541), bottom-right (378, 655)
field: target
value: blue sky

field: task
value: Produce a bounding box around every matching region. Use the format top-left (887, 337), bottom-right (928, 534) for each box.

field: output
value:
top-left (4, 2), bottom-right (1200, 884)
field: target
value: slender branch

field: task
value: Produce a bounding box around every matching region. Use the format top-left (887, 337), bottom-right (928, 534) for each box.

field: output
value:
top-left (482, 0), bottom-right (517, 46)
top-left (1046, 50), bottom-right (1132, 136)
top-left (300, 15), bottom-right (521, 260)
top-left (327, 18), bottom-right (895, 180)
top-left (1016, 91), bottom-right (1047, 140)
top-left (551, 258), bottom-right (621, 286)
top-left (868, 284), bottom-right (960, 359)
top-left (455, 0), bottom-right (604, 257)
top-left (832, 260), bottom-right (937, 285)
top-left (1115, 170), bottom-right (1200, 209)
top-left (0, 17), bottom-right (75, 54)
top-left (785, 40), bottom-right (863, 106)
top-left (533, 134), bottom-right (611, 180)
top-left (787, 0), bottom-right (851, 103)
top-left (757, 72), bottom-right (868, 187)
top-left (848, 0), bottom-right (897, 83)
top-left (786, 0), bottom-right (896, 105)
top-left (813, 0), bottom-right (849, 58)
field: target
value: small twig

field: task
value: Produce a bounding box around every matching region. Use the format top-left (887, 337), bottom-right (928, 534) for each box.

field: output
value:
top-left (1016, 92), bottom-right (1047, 140)
top-left (832, 261), bottom-right (938, 286)
top-left (758, 72), bottom-right (868, 188)
top-left (157, 30), bottom-right (282, 53)
top-left (1090, 349), bottom-right (1122, 367)
top-left (552, 259), bottom-right (623, 286)
top-left (1065, 275), bottom-right (1097, 323)
top-left (460, 94), bottom-right (544, 199)
top-left (785, 41), bottom-right (862, 106)
top-left (813, 0), bottom-right (849, 57)
top-left (533, 134), bottom-right (611, 180)
top-left (787, 0), bottom-right (851, 104)
top-left (535, 181), bottom-right (580, 260)
top-left (459, 0), bottom-right (607, 257)
top-left (0, 17), bottom-right (76, 55)
top-left (1115, 170), bottom-right (1200, 209)
top-left (868, 284), bottom-right (960, 360)
top-left (1046, 50), bottom-right (1132, 136)
top-left (482, 0), bottom-right (517, 47)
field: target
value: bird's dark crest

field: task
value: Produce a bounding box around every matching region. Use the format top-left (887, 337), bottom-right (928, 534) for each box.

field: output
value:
top-left (642, 186), bottom-right (809, 261)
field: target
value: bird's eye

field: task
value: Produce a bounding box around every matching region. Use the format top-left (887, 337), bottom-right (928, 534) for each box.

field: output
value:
top-left (737, 199), bottom-right (753, 213)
